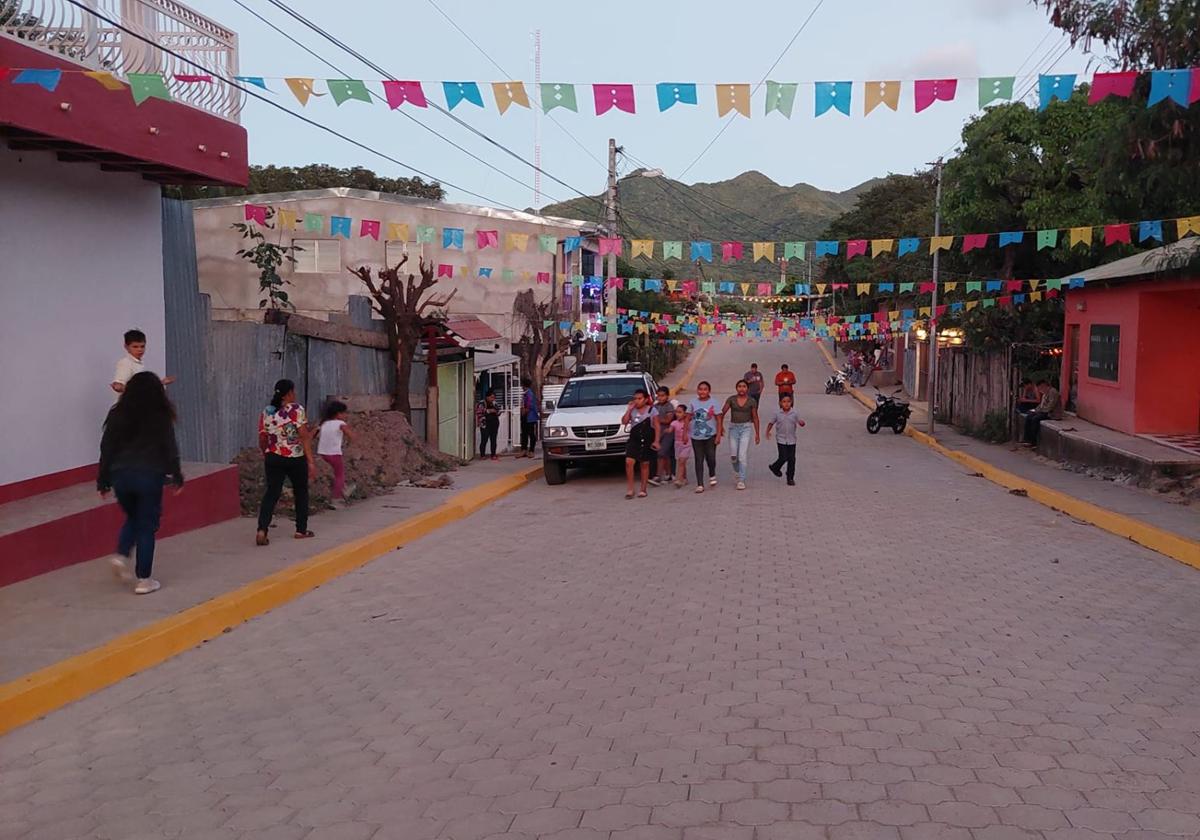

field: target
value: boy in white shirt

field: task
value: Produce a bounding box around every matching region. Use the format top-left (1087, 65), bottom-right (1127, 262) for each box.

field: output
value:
top-left (112, 329), bottom-right (174, 395)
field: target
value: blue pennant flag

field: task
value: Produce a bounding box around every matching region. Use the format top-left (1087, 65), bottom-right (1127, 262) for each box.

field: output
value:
top-left (690, 241), bottom-right (713, 262)
top-left (478, 267), bottom-right (493, 278)
top-left (815, 81), bottom-right (852, 116)
top-left (1013, 294), bottom-right (1026, 304)
top-left (1138, 220), bottom-right (1163, 242)
top-left (901, 309), bottom-right (915, 319)
top-left (985, 279), bottom-right (1002, 292)
top-left (12, 69), bottom-right (62, 91)
top-left (998, 231), bottom-right (1024, 247)
top-left (443, 81), bottom-right (484, 110)
top-left (1148, 69), bottom-right (1192, 107)
top-left (879, 282), bottom-right (895, 292)
top-left (815, 240), bottom-right (838, 257)
top-left (235, 76), bottom-right (269, 90)
top-left (719, 281), bottom-right (735, 293)
top-left (1068, 277), bottom-right (1086, 289)
top-left (656, 82), bottom-right (698, 111)
top-left (1038, 74), bottom-right (1076, 110)
top-left (563, 236), bottom-right (582, 253)
top-left (330, 215), bottom-right (352, 238)
top-left (645, 278), bottom-right (663, 292)
top-left (950, 302), bottom-right (964, 312)
top-left (442, 227), bottom-right (464, 249)
top-left (898, 238), bottom-right (920, 256)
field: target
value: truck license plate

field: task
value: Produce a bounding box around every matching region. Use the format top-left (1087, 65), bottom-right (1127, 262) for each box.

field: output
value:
top-left (584, 439), bottom-right (606, 451)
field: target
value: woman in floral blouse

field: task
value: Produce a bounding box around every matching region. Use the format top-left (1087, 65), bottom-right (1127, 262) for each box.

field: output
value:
top-left (256, 378), bottom-right (316, 545)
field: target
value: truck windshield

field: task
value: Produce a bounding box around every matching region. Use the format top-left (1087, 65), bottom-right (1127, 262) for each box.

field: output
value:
top-left (556, 377), bottom-right (645, 408)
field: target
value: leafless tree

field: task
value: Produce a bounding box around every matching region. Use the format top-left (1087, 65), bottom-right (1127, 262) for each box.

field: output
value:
top-left (349, 255), bottom-right (455, 418)
top-left (512, 289), bottom-right (567, 405)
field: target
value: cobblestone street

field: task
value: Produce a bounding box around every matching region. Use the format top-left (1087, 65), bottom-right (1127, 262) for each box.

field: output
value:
top-left (4, 339), bottom-right (1200, 840)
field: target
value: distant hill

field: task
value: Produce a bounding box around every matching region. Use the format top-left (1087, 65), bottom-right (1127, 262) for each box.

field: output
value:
top-left (537, 170), bottom-right (882, 281)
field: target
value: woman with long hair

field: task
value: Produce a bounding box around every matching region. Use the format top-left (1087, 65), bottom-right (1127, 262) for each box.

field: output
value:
top-left (256, 379), bottom-right (316, 545)
top-left (98, 371), bottom-right (183, 594)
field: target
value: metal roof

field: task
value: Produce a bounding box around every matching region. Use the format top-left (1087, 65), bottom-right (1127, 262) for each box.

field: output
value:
top-left (444, 315), bottom-right (503, 344)
top-left (1052, 237), bottom-right (1200, 285)
top-left (189, 187), bottom-right (596, 232)
top-left (474, 351), bottom-right (520, 372)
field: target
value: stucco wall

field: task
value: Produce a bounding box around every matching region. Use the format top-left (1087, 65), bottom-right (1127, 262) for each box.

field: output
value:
top-left (1135, 284), bottom-right (1200, 434)
top-left (0, 145), bottom-right (165, 486)
top-left (1062, 285), bottom-right (1140, 434)
top-left (192, 195), bottom-right (589, 344)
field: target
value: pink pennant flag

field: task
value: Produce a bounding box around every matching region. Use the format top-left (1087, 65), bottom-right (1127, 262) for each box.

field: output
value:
top-left (914, 79), bottom-right (957, 113)
top-left (961, 233), bottom-right (988, 253)
top-left (1006, 280), bottom-right (1023, 292)
top-left (1104, 223), bottom-right (1131, 245)
top-left (598, 237), bottom-right (623, 256)
top-left (437, 263), bottom-right (453, 278)
top-left (1089, 71), bottom-right (1137, 103)
top-left (244, 203), bottom-right (269, 225)
top-left (682, 280), bottom-right (697, 294)
top-left (919, 282), bottom-right (936, 293)
top-left (998, 295), bottom-right (1013, 307)
top-left (606, 277), bottom-right (623, 289)
top-left (846, 240), bottom-right (868, 260)
top-left (757, 283), bottom-right (772, 295)
top-left (360, 219), bottom-right (381, 240)
top-left (721, 241), bottom-right (744, 261)
top-left (382, 80), bottom-right (427, 109)
top-left (536, 272), bottom-right (551, 284)
top-left (832, 283), bottom-right (849, 290)
top-left (476, 229), bottom-right (499, 249)
top-left (935, 304), bottom-right (948, 317)
top-left (593, 84), bottom-right (636, 115)
top-left (174, 73), bottom-right (212, 83)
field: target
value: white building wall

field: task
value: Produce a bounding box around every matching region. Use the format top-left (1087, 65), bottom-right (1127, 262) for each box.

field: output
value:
top-left (0, 145), bottom-right (165, 486)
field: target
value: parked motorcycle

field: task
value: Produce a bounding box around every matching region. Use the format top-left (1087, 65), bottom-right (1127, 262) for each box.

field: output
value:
top-left (866, 389), bottom-right (911, 434)
top-left (824, 371), bottom-right (847, 395)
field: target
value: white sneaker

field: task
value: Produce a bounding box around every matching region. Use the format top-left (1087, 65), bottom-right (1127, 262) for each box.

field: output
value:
top-left (709, 477), bottom-right (718, 487)
top-left (108, 555), bottom-right (133, 582)
top-left (647, 478), bottom-right (662, 487)
top-left (134, 578), bottom-right (161, 595)
top-left (736, 481), bottom-right (747, 490)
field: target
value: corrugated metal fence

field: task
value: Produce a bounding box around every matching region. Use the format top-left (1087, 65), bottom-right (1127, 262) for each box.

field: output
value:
top-left (163, 199), bottom-right (393, 463)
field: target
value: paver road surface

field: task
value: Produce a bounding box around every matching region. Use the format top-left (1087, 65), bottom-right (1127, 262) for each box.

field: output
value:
top-left (5, 340), bottom-right (1200, 840)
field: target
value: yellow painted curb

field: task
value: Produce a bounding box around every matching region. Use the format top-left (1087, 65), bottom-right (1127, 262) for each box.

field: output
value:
top-left (0, 466), bottom-right (543, 736)
top-left (814, 340), bottom-right (1200, 570)
top-left (670, 339), bottom-right (710, 397)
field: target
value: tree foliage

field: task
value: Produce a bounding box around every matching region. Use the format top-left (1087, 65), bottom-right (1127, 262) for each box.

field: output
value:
top-left (231, 208), bottom-right (298, 310)
top-left (168, 164), bottom-right (445, 202)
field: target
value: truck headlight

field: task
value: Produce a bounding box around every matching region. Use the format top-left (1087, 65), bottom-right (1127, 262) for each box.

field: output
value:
top-left (545, 426), bottom-right (568, 438)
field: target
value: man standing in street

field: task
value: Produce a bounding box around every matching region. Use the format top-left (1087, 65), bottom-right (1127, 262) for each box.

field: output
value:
top-left (742, 363), bottom-right (765, 403)
top-left (774, 363), bottom-right (796, 405)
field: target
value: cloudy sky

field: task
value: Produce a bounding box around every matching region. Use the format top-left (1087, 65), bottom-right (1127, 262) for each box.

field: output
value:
top-left (190, 0), bottom-right (1096, 209)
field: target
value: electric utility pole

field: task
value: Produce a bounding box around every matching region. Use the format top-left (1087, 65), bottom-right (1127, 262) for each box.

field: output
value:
top-left (605, 137), bottom-right (618, 362)
top-left (927, 157), bottom-right (944, 436)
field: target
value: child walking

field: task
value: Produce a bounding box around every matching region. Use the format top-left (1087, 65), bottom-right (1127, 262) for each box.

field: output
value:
top-left (622, 388), bottom-right (659, 499)
top-left (688, 381), bottom-right (720, 493)
top-left (766, 393), bottom-right (805, 485)
top-left (317, 400), bottom-right (354, 507)
top-left (720, 379), bottom-right (760, 490)
top-left (669, 402), bottom-right (692, 488)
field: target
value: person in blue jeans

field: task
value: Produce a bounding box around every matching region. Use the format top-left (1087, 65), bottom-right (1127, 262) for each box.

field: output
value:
top-left (98, 371), bottom-right (184, 595)
top-left (518, 376), bottom-right (539, 457)
top-left (719, 379), bottom-right (760, 490)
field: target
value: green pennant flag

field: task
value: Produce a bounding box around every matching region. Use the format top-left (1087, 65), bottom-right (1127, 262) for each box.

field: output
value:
top-left (627, 278), bottom-right (643, 291)
top-left (982, 298), bottom-right (996, 308)
top-left (702, 281), bottom-right (716, 294)
top-left (539, 234), bottom-right (558, 253)
top-left (662, 241), bottom-right (683, 260)
top-left (542, 320), bottom-right (554, 328)
top-left (304, 213), bottom-right (324, 232)
top-left (327, 79), bottom-right (372, 106)
top-left (1045, 278), bottom-right (1062, 290)
top-left (978, 76), bottom-right (1015, 108)
top-left (128, 73), bottom-right (172, 105)
top-left (765, 81), bottom-right (798, 117)
top-left (416, 225), bottom-right (436, 243)
top-left (540, 83), bottom-right (578, 113)
top-left (1037, 229), bottom-right (1058, 250)
top-left (899, 282), bottom-right (915, 293)
top-left (503, 269), bottom-right (516, 282)
top-left (966, 280), bottom-right (982, 293)
top-left (783, 241), bottom-right (806, 261)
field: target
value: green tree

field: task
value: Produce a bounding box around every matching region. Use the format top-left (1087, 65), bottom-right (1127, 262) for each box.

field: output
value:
top-left (168, 164), bottom-right (444, 201)
top-left (231, 208), bottom-right (299, 310)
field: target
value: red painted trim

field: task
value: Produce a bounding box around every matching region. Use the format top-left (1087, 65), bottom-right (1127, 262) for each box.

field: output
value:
top-left (0, 466), bottom-right (240, 587)
top-left (0, 38), bottom-right (247, 186)
top-left (0, 463), bottom-right (98, 505)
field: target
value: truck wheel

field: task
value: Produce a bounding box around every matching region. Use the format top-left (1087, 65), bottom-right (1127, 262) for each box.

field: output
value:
top-left (866, 413), bottom-right (881, 434)
top-left (543, 460), bottom-right (567, 485)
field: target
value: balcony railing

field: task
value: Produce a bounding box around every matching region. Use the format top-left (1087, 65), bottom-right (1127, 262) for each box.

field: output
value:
top-left (1, 0), bottom-right (241, 122)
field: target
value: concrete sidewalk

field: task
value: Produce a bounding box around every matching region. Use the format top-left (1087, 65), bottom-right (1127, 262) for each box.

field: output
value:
top-left (0, 455), bottom-right (536, 683)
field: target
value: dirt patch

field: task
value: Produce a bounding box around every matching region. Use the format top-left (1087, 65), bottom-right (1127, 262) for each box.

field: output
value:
top-left (233, 410), bottom-right (460, 515)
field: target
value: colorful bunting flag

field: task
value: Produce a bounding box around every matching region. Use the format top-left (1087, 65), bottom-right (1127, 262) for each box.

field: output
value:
top-left (539, 234), bottom-right (558, 253)
top-left (815, 240), bottom-right (839, 257)
top-left (914, 79), bottom-right (957, 113)
top-left (690, 241), bottom-right (713, 262)
top-left (753, 242), bottom-right (775, 262)
top-left (716, 83), bottom-right (751, 117)
top-left (1138, 220), bottom-right (1163, 242)
top-left (1149, 69), bottom-right (1192, 106)
top-left (1178, 216), bottom-right (1200, 238)
top-left (327, 79), bottom-right (371, 105)
top-left (234, 75), bottom-right (269, 90)
top-left (656, 82), bottom-right (698, 111)
top-left (564, 236), bottom-right (582, 253)
top-left (961, 233), bottom-right (988, 253)
top-left (1089, 71), bottom-right (1136, 103)
top-left (815, 81), bottom-right (852, 116)
top-left (83, 71), bottom-right (126, 91)
top-left (360, 219), bottom-right (381, 240)
top-left (1069, 226), bottom-right (1093, 247)
top-left (1037, 229), bottom-right (1058, 250)
top-left (304, 213), bottom-right (324, 232)
top-left (764, 81), bottom-right (798, 117)
top-left (1103, 223), bottom-right (1131, 245)
top-left (598, 237), bottom-right (623, 256)
top-left (476, 230), bottom-right (499, 249)
top-left (978, 76), bottom-right (1015, 108)
top-left (1038, 74), bottom-right (1076, 110)
top-left (244, 204), bottom-right (269, 225)
top-left (330, 216), bottom-right (352, 238)
top-left (278, 209), bottom-right (299, 230)
top-left (663, 241), bottom-right (683, 260)
top-left (505, 232), bottom-right (529, 251)
top-left (386, 223), bottom-right (408, 241)
top-left (594, 83), bottom-right (635, 115)
top-left (382, 80), bottom-right (427, 109)
top-left (437, 263), bottom-right (453, 278)
top-left (285, 78), bottom-right (322, 106)
top-left (999, 231), bottom-right (1024, 247)
top-left (929, 235), bottom-right (954, 253)
top-left (173, 73), bottom-right (211, 84)
top-left (871, 239), bottom-right (894, 257)
top-left (846, 240), bottom-right (868, 260)
top-left (783, 242), bottom-right (806, 261)
top-left (721, 241), bottom-right (744, 261)
top-left (444, 81), bottom-right (484, 110)
top-left (416, 225), bottom-right (436, 243)
top-left (12, 68), bottom-right (62, 91)
top-left (540, 83), bottom-right (577, 112)
top-left (493, 81), bottom-right (530, 113)
top-left (898, 238), bottom-right (920, 256)
top-left (443, 227), bottom-right (464, 249)
top-left (865, 80), bottom-right (900, 114)
top-left (128, 72), bottom-right (172, 104)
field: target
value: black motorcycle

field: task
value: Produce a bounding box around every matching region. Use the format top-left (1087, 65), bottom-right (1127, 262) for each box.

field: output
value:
top-left (866, 389), bottom-right (911, 434)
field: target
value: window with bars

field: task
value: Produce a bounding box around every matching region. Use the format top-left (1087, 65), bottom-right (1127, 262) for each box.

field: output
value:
top-left (1088, 324), bottom-right (1120, 382)
top-left (292, 239), bottom-right (342, 274)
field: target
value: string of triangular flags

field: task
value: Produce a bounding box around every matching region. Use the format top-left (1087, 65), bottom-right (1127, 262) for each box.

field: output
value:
top-left (241, 203), bottom-right (1200, 265)
top-left (7, 67), bottom-right (1200, 115)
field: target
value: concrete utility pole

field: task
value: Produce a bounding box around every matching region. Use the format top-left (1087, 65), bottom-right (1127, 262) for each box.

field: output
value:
top-left (927, 157), bottom-right (944, 436)
top-left (605, 137), bottom-right (618, 363)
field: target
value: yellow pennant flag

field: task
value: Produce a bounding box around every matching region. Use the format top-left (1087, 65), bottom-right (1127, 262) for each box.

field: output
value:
top-left (943, 282), bottom-right (958, 292)
top-left (1028, 279), bottom-right (1041, 290)
top-left (84, 71), bottom-right (126, 91)
top-left (871, 239), bottom-right (893, 257)
top-left (919, 306), bottom-right (931, 317)
top-left (1029, 291), bottom-right (1042, 302)
top-left (665, 279), bottom-right (678, 291)
top-left (492, 81), bottom-right (530, 114)
top-left (1176, 216), bottom-right (1200, 238)
top-left (1069, 226), bottom-right (1093, 247)
top-left (637, 323), bottom-right (649, 335)
top-left (386, 222), bottom-right (408, 241)
top-left (285, 78), bottom-right (323, 106)
top-left (857, 283), bottom-right (871, 296)
top-left (752, 242), bottom-right (776, 262)
top-left (815, 283), bottom-right (827, 294)
top-left (889, 310), bottom-right (899, 320)
top-left (740, 283), bottom-right (751, 295)
top-left (965, 300), bottom-right (978, 310)
top-left (864, 81), bottom-right (900, 114)
top-left (277, 209), bottom-right (299, 230)
top-left (631, 239), bottom-right (654, 258)
top-left (929, 235), bottom-right (954, 253)
top-left (716, 84), bottom-right (751, 117)
top-left (505, 232), bottom-right (529, 251)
